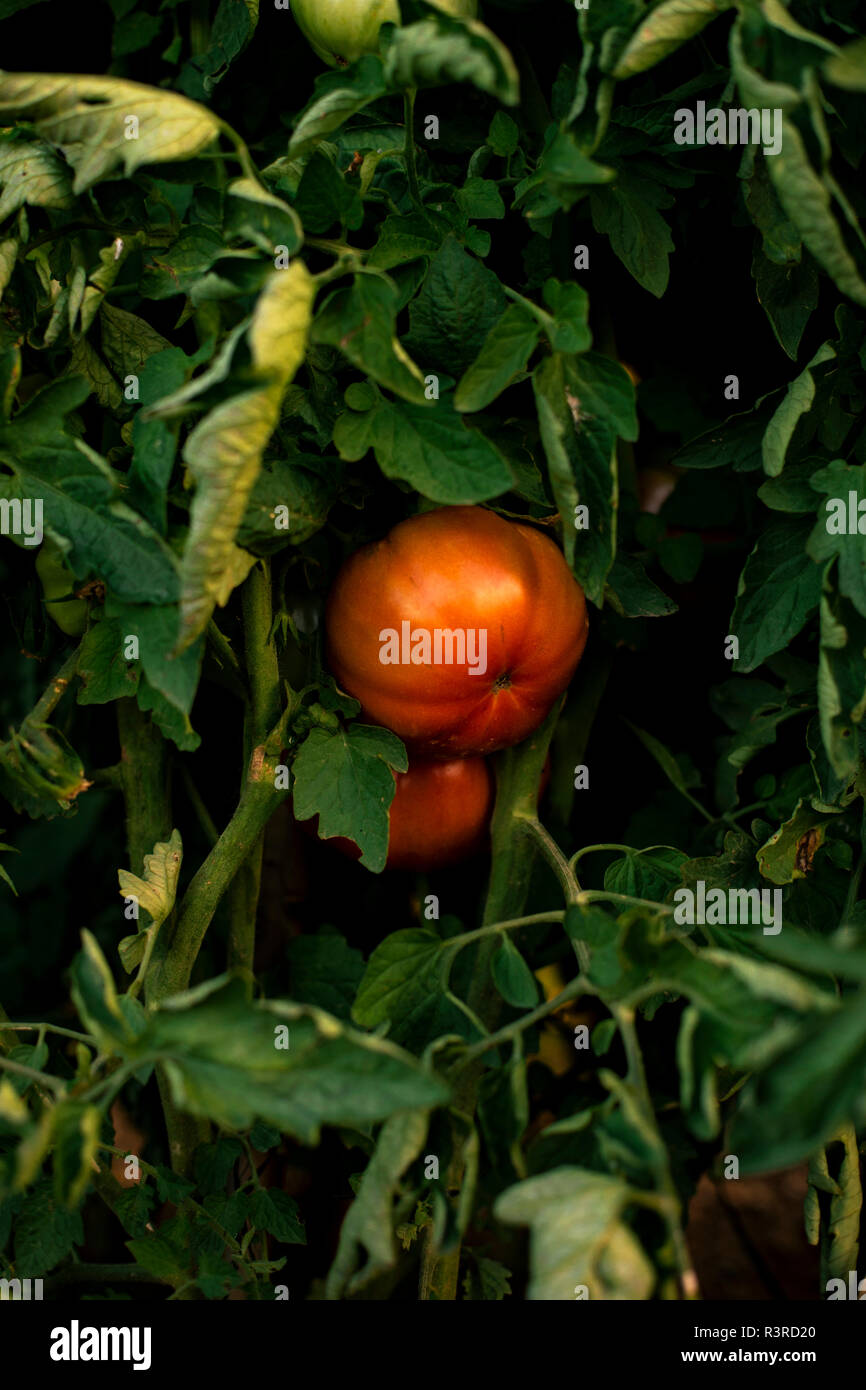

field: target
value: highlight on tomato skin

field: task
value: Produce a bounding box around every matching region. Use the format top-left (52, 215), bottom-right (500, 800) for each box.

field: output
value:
top-left (325, 505), bottom-right (589, 759)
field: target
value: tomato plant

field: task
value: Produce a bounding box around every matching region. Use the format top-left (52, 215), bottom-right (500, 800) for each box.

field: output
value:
top-left (1, 0), bottom-right (866, 1328)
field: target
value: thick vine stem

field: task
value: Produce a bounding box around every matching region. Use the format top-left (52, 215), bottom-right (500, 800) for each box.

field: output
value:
top-left (115, 699), bottom-right (204, 1173)
top-left (419, 706), bottom-right (561, 1300)
top-left (227, 561), bottom-right (281, 984)
top-left (150, 709), bottom-right (291, 1002)
top-left (117, 699), bottom-right (172, 876)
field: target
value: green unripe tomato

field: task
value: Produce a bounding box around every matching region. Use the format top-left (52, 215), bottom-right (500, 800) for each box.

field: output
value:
top-left (292, 0), bottom-right (478, 66)
top-left (36, 539), bottom-right (88, 638)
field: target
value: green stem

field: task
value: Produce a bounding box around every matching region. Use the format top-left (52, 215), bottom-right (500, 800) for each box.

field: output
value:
top-left (419, 707), bottom-right (560, 1300)
top-left (1, 1022), bottom-right (94, 1044)
top-left (461, 972), bottom-right (592, 1064)
top-left (226, 563), bottom-right (281, 985)
top-left (30, 647), bottom-right (81, 722)
top-left (578, 889), bottom-right (675, 915)
top-left (403, 88), bottom-right (422, 206)
top-left (0, 1053), bottom-right (64, 1093)
top-left (117, 700), bottom-right (172, 876)
top-left (151, 714), bottom-right (290, 1001)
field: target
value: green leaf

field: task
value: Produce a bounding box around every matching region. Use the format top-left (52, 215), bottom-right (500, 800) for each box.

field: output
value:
top-left (495, 1168), bottom-right (654, 1300)
top-left (824, 37), bottom-right (866, 90)
top-left (543, 279), bottom-right (592, 355)
top-left (762, 342), bottom-right (836, 476)
top-left (289, 56), bottom-right (388, 160)
top-left (0, 135), bottom-right (74, 220)
top-left (286, 933), bottom-right (365, 1021)
top-left (0, 72), bottom-right (222, 194)
top-left (532, 353), bottom-right (627, 601)
top-left (383, 13), bottom-right (519, 106)
top-left (405, 234), bottom-right (506, 377)
top-left (312, 274), bottom-right (426, 403)
top-left (752, 248), bottom-right (820, 361)
top-left (177, 260), bottom-right (314, 651)
top-left (250, 1188), bottom-right (306, 1245)
top-left (325, 1109), bottom-right (428, 1298)
top-left (76, 619), bottom-right (141, 705)
top-left (102, 598), bottom-right (203, 715)
top-left (14, 1180), bottom-right (84, 1276)
top-left (454, 304), bottom-right (541, 413)
top-left (756, 801), bottom-right (835, 885)
top-left (238, 455), bottom-right (343, 555)
top-left (462, 1253), bottom-right (513, 1300)
top-left (0, 380), bottom-right (181, 605)
top-left (731, 518), bottom-right (822, 671)
top-left (225, 176), bottom-right (302, 255)
top-left (52, 1102), bottom-right (101, 1207)
top-left (0, 237), bottom-right (15, 301)
top-left (492, 935), bottom-right (539, 1009)
top-left (368, 208), bottom-right (452, 270)
top-left (333, 391), bottom-right (512, 505)
top-left (139, 227), bottom-right (224, 300)
top-left (731, 25), bottom-right (866, 309)
top-left (730, 988), bottom-right (866, 1172)
top-left (605, 846), bottom-right (688, 901)
top-left (590, 174), bottom-right (674, 297)
top-left (353, 928), bottom-right (445, 1030)
top-left (293, 150), bottom-right (361, 235)
top-left (612, 0), bottom-right (734, 80)
top-left (127, 346), bottom-right (194, 534)
top-left (488, 110), bottom-right (519, 157)
top-left (455, 176), bottom-right (505, 221)
top-left (146, 977), bottom-right (449, 1143)
top-left (69, 929), bottom-right (136, 1049)
top-left (805, 1125), bottom-right (862, 1288)
top-left (605, 552), bottom-right (677, 618)
top-left (292, 724), bottom-right (406, 873)
top-left (816, 586), bottom-right (866, 783)
top-left (807, 462), bottom-right (866, 618)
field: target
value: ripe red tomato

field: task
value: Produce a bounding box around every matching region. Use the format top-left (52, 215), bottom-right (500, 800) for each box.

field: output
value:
top-left (385, 755), bottom-right (493, 870)
top-left (325, 506), bottom-right (589, 758)
top-left (317, 755), bottom-right (493, 871)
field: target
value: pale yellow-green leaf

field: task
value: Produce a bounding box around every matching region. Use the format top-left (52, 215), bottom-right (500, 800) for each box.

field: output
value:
top-left (177, 260), bottom-right (314, 649)
top-left (80, 233), bottom-right (146, 333)
top-left (248, 256), bottom-right (314, 381)
top-left (227, 176), bottom-right (294, 215)
top-left (495, 1168), bottom-right (654, 1300)
top-left (0, 138), bottom-right (74, 220)
top-left (0, 238), bottom-right (16, 300)
top-left (0, 71), bottom-right (222, 194)
top-left (117, 828), bottom-right (183, 928)
top-left (0, 1077), bottom-right (28, 1126)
